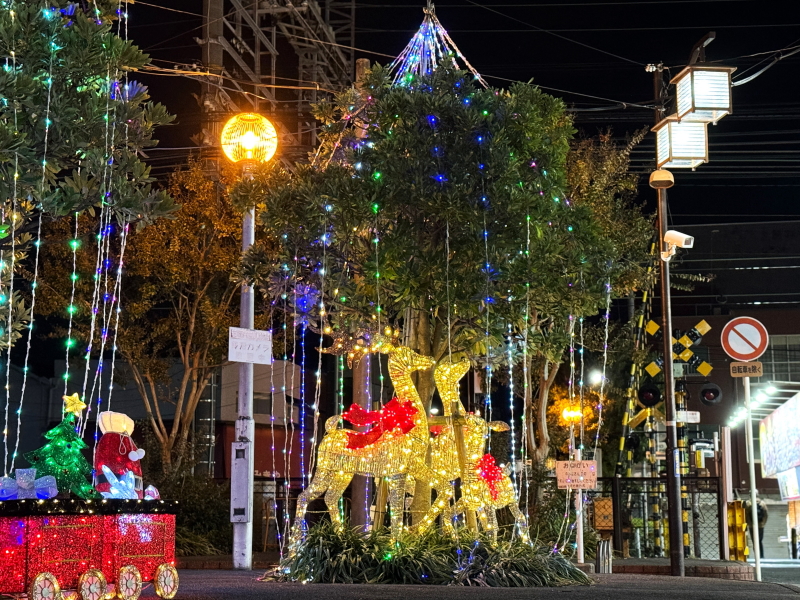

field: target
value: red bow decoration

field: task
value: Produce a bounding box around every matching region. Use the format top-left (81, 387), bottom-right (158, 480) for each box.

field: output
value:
top-left (477, 453), bottom-right (504, 501)
top-left (342, 398), bottom-right (419, 449)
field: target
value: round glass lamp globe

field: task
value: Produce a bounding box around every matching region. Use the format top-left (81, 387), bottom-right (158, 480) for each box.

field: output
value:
top-left (221, 113), bottom-right (278, 163)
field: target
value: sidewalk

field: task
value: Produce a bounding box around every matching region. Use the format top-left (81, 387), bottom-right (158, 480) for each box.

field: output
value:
top-left (162, 569), bottom-right (800, 599)
top-left (611, 557), bottom-right (755, 580)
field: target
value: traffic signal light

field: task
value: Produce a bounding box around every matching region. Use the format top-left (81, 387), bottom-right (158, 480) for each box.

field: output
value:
top-left (700, 383), bottom-right (722, 406)
top-left (638, 383), bottom-right (662, 408)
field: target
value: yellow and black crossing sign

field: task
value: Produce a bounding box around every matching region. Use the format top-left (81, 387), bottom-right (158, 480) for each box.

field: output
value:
top-left (644, 319), bottom-right (713, 378)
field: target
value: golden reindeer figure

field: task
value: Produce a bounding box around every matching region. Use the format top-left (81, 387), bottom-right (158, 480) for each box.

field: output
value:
top-left (429, 358), bottom-right (529, 542)
top-left (290, 344), bottom-right (453, 544)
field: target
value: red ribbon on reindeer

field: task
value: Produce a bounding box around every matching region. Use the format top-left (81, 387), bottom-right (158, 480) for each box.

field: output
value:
top-left (342, 397), bottom-right (418, 449)
top-left (477, 453), bottom-right (504, 501)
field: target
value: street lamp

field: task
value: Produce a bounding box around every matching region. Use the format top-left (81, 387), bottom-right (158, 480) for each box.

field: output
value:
top-left (653, 116), bottom-right (708, 170)
top-left (672, 65), bottom-right (735, 124)
top-left (221, 113), bottom-right (278, 164)
top-left (221, 112), bottom-right (278, 570)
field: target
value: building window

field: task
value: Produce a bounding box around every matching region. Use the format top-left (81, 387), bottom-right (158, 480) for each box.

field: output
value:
top-left (254, 393), bottom-right (273, 415)
top-left (761, 334), bottom-right (800, 383)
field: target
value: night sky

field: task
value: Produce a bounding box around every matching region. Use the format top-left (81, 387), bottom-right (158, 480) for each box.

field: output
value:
top-left (129, 0), bottom-right (800, 226)
top-left (24, 1), bottom-right (797, 377)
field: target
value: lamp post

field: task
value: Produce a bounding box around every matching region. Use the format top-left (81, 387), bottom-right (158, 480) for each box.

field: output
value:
top-left (221, 112), bottom-right (278, 570)
top-left (647, 43), bottom-right (734, 576)
top-left (561, 406), bottom-right (585, 563)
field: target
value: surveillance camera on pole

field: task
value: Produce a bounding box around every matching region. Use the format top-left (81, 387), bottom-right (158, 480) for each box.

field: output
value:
top-left (662, 230), bottom-right (695, 261)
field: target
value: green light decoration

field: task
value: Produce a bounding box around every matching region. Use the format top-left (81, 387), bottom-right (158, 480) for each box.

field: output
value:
top-left (23, 396), bottom-right (99, 500)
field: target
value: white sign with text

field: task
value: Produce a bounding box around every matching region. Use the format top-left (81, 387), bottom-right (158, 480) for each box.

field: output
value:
top-left (228, 327), bottom-right (273, 365)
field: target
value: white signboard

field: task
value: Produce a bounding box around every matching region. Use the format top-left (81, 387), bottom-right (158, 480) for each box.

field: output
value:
top-left (228, 327), bottom-right (273, 365)
top-left (676, 410), bottom-right (700, 424)
top-left (555, 460), bottom-right (597, 489)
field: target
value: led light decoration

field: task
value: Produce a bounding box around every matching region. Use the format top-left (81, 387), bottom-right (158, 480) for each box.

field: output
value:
top-left (23, 395), bottom-right (97, 500)
top-left (0, 468), bottom-right (57, 500)
top-left (653, 116), bottom-right (708, 170)
top-left (672, 65), bottom-right (736, 124)
top-left (390, 3), bottom-right (486, 88)
top-left (221, 113), bottom-right (278, 164)
top-left (98, 466), bottom-right (137, 499)
top-left (0, 502), bottom-right (176, 596)
top-left (290, 344), bottom-right (454, 545)
top-left (428, 360), bottom-right (529, 541)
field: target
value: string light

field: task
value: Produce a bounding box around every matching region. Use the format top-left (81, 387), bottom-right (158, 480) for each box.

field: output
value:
top-left (593, 281), bottom-right (612, 457)
top-left (389, 3), bottom-right (486, 88)
top-left (3, 4), bottom-right (20, 475)
top-left (12, 6), bottom-right (59, 472)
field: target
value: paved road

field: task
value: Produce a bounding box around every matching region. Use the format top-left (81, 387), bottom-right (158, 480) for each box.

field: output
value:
top-left (761, 559), bottom-right (800, 586)
top-left (165, 570), bottom-right (800, 599)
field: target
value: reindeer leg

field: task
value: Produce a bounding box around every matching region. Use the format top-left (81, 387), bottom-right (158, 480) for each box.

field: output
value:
top-left (387, 473), bottom-right (408, 541)
top-left (508, 502), bottom-right (530, 543)
top-left (289, 473), bottom-right (329, 548)
top-left (324, 472), bottom-right (353, 531)
top-left (485, 507), bottom-right (499, 543)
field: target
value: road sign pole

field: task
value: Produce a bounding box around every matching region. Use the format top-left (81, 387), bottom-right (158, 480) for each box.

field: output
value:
top-left (743, 376), bottom-right (762, 582)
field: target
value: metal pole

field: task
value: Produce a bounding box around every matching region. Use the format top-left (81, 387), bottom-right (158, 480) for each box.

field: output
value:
top-left (657, 185), bottom-right (684, 576)
top-left (743, 376), bottom-right (762, 581)
top-left (575, 448), bottom-right (584, 563)
top-left (233, 168), bottom-right (256, 570)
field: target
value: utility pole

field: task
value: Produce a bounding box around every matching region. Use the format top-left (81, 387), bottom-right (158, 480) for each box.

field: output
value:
top-left (648, 62), bottom-right (684, 577)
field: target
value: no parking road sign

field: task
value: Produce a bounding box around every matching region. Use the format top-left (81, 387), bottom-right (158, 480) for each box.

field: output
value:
top-left (721, 317), bottom-right (769, 362)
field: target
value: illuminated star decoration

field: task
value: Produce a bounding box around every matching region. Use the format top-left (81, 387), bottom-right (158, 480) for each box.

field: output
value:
top-left (319, 327), bottom-right (401, 368)
top-left (63, 393), bottom-right (87, 415)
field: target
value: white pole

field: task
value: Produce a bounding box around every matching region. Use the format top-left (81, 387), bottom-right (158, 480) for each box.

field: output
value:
top-left (575, 447), bottom-right (584, 564)
top-left (233, 172), bottom-right (256, 569)
top-left (743, 376), bottom-right (761, 581)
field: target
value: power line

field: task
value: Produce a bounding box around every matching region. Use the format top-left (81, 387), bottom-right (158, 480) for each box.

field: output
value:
top-left (356, 23), bottom-right (800, 33)
top-left (357, 0), bottom-right (755, 6)
top-left (444, 0), bottom-right (643, 65)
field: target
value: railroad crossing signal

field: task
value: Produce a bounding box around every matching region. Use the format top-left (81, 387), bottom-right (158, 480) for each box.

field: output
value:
top-left (644, 319), bottom-right (713, 377)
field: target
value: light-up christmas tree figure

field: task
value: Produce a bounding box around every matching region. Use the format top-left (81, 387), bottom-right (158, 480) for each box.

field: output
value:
top-left (24, 394), bottom-right (98, 500)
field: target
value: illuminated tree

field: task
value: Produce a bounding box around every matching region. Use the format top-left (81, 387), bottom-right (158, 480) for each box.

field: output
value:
top-left (0, 1), bottom-right (175, 349)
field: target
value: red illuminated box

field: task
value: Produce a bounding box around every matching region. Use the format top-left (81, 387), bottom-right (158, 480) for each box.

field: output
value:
top-left (0, 499), bottom-right (178, 600)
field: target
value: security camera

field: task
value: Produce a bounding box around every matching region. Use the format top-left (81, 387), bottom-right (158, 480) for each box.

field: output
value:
top-left (661, 230), bottom-right (694, 261)
top-left (664, 230), bottom-right (694, 249)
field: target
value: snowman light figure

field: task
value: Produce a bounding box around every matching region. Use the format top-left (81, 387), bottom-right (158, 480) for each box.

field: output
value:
top-left (94, 411), bottom-right (146, 498)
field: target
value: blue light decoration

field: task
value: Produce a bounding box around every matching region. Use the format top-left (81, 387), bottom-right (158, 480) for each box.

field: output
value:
top-left (99, 466), bottom-right (137, 499)
top-left (389, 2), bottom-right (486, 88)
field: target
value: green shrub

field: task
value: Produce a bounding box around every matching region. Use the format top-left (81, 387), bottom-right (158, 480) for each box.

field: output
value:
top-left (279, 522), bottom-right (591, 587)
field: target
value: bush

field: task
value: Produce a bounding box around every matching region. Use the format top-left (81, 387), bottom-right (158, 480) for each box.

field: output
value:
top-left (278, 522), bottom-right (591, 586)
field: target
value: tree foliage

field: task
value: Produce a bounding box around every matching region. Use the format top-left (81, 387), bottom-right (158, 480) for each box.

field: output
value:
top-left (0, 0), bottom-right (175, 348)
top-left (37, 160), bottom-right (261, 471)
top-left (237, 66), bottom-right (652, 471)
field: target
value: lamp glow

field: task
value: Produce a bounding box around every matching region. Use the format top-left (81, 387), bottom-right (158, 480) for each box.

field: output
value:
top-left (220, 113), bottom-right (278, 163)
top-left (672, 66), bottom-right (736, 124)
top-left (589, 370), bottom-right (603, 386)
top-left (561, 407), bottom-right (582, 424)
top-left (653, 116), bottom-right (708, 169)
top-left (766, 385), bottom-right (777, 395)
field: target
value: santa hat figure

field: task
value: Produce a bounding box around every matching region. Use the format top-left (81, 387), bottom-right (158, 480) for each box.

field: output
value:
top-left (94, 411), bottom-right (145, 498)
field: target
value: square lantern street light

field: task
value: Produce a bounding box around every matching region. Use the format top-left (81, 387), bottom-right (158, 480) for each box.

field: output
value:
top-left (671, 65), bottom-right (736, 124)
top-left (653, 116), bottom-right (708, 170)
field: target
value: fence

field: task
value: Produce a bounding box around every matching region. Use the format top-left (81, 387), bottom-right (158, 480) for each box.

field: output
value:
top-left (587, 476), bottom-right (725, 559)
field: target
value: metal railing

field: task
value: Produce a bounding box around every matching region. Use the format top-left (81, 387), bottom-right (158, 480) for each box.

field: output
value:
top-left (588, 476), bottom-right (725, 559)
